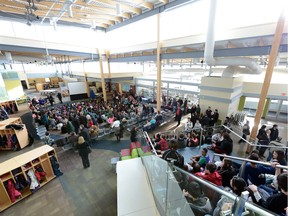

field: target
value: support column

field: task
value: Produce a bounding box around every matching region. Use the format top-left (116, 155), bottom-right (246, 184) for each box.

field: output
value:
top-left (106, 51), bottom-right (111, 79)
top-left (262, 98), bottom-right (270, 118)
top-left (118, 83), bottom-right (122, 94)
top-left (98, 49), bottom-right (107, 102)
top-left (238, 96), bottom-right (246, 111)
top-left (82, 61), bottom-right (90, 98)
top-left (246, 12), bottom-right (285, 154)
top-left (156, 13), bottom-right (162, 112)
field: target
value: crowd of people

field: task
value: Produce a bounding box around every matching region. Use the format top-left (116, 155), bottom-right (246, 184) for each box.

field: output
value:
top-left (29, 92), bottom-right (287, 215)
top-left (151, 132), bottom-right (286, 214)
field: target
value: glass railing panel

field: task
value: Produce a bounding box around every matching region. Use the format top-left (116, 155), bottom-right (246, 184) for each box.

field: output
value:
top-left (166, 169), bottom-right (195, 216)
top-left (142, 155), bottom-right (169, 214)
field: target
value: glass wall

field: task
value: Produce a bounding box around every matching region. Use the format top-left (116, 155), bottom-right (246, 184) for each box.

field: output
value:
top-left (141, 155), bottom-right (275, 216)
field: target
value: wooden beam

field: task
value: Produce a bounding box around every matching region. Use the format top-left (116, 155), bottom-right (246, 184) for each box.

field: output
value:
top-left (97, 48), bottom-right (107, 102)
top-left (141, 2), bottom-right (154, 10)
top-left (96, 0), bottom-right (142, 15)
top-left (157, 0), bottom-right (168, 4)
top-left (156, 13), bottom-right (162, 112)
top-left (246, 12), bottom-right (286, 154)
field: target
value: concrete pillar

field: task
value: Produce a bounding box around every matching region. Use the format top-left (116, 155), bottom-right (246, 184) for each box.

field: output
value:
top-left (238, 96), bottom-right (246, 111)
top-left (199, 76), bottom-right (244, 122)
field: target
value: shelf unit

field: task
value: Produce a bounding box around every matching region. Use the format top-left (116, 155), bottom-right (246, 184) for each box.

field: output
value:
top-left (0, 145), bottom-right (58, 212)
top-left (0, 118), bottom-right (29, 151)
top-left (0, 100), bottom-right (19, 114)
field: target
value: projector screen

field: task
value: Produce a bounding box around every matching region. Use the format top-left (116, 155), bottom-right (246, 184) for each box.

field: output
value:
top-left (67, 82), bottom-right (87, 95)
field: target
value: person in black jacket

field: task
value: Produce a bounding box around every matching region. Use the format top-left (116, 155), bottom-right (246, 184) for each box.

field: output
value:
top-left (248, 173), bottom-right (287, 215)
top-left (269, 124), bottom-right (279, 141)
top-left (76, 136), bottom-right (90, 169)
top-left (79, 124), bottom-right (91, 143)
top-left (213, 133), bottom-right (233, 155)
top-left (130, 126), bottom-right (137, 142)
top-left (162, 140), bottom-right (184, 168)
top-left (175, 106), bottom-right (183, 127)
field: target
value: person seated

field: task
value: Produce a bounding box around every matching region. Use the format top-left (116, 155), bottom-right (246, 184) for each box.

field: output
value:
top-left (213, 133), bottom-right (233, 155)
top-left (187, 133), bottom-right (199, 147)
top-left (211, 131), bottom-right (223, 145)
top-left (150, 117), bottom-right (156, 125)
top-left (182, 181), bottom-right (212, 216)
top-left (243, 153), bottom-right (277, 187)
top-left (248, 172), bottom-right (287, 215)
top-left (177, 133), bottom-right (186, 149)
top-left (270, 150), bottom-right (287, 166)
top-left (155, 135), bottom-right (169, 153)
top-left (89, 125), bottom-right (99, 140)
top-left (195, 162), bottom-right (222, 186)
top-left (153, 133), bottom-right (161, 143)
top-left (193, 120), bottom-right (202, 132)
top-left (107, 115), bottom-right (115, 125)
top-left (218, 159), bottom-right (238, 188)
top-left (189, 148), bottom-right (210, 169)
top-left (162, 140), bottom-right (184, 168)
top-left (42, 132), bottom-right (55, 146)
top-left (155, 111), bottom-right (163, 122)
top-left (143, 120), bottom-right (152, 131)
top-left (213, 177), bottom-right (251, 216)
top-left (185, 118), bottom-right (193, 133)
top-left (204, 131), bottom-right (212, 144)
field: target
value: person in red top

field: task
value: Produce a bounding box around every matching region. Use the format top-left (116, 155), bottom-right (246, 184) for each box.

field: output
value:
top-left (195, 162), bottom-right (222, 186)
top-left (155, 135), bottom-right (169, 153)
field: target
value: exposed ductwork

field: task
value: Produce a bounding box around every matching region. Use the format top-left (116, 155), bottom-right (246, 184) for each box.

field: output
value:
top-left (204, 0), bottom-right (263, 78)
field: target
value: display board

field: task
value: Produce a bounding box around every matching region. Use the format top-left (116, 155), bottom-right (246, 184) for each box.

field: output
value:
top-left (67, 82), bottom-right (88, 101)
top-left (67, 82), bottom-right (87, 95)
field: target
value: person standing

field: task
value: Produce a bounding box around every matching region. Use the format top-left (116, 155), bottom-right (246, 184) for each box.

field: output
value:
top-left (130, 126), bottom-right (137, 142)
top-left (79, 124), bottom-right (91, 143)
top-left (196, 104), bottom-right (201, 117)
top-left (183, 99), bottom-right (188, 115)
top-left (47, 94), bottom-right (54, 106)
top-left (175, 106), bottom-right (183, 127)
top-left (239, 121), bottom-right (251, 143)
top-left (57, 92), bottom-right (63, 104)
top-left (269, 124), bottom-right (279, 141)
top-left (111, 118), bottom-right (121, 141)
top-left (76, 136), bottom-right (90, 169)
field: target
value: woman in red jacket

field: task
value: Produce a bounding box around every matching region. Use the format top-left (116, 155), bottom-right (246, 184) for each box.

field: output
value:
top-left (195, 162), bottom-right (222, 186)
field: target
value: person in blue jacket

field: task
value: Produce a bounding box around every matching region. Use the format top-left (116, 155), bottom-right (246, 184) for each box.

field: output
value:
top-left (243, 153), bottom-right (277, 186)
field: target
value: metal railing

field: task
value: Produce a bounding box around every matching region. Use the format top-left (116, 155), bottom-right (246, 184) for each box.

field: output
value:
top-left (173, 166), bottom-right (275, 216)
top-left (141, 154), bottom-right (275, 216)
top-left (212, 153), bottom-right (288, 170)
top-left (223, 125), bottom-right (288, 150)
top-left (143, 131), bottom-right (157, 156)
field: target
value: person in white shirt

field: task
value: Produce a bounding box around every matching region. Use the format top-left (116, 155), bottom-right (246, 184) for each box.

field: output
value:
top-left (185, 118), bottom-right (193, 133)
top-left (111, 118), bottom-right (121, 141)
top-left (193, 120), bottom-right (202, 132)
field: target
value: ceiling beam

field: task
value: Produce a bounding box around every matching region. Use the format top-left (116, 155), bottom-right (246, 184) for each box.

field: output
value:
top-left (157, 0), bottom-right (168, 4)
top-left (75, 1), bottom-right (131, 19)
top-left (95, 0), bottom-right (142, 15)
top-left (140, 2), bottom-right (154, 10)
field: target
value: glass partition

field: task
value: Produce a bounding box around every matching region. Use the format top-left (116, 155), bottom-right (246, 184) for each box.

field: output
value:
top-left (142, 155), bottom-right (275, 216)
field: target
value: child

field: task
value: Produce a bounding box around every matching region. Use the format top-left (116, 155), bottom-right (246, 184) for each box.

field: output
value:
top-left (43, 132), bottom-right (55, 146)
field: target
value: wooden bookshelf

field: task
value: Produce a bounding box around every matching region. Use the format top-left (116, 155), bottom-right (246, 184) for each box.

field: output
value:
top-left (0, 145), bottom-right (58, 212)
top-left (0, 117), bottom-right (29, 151)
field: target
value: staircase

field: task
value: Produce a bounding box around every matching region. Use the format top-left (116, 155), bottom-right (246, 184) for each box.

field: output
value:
top-left (35, 124), bottom-right (47, 140)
